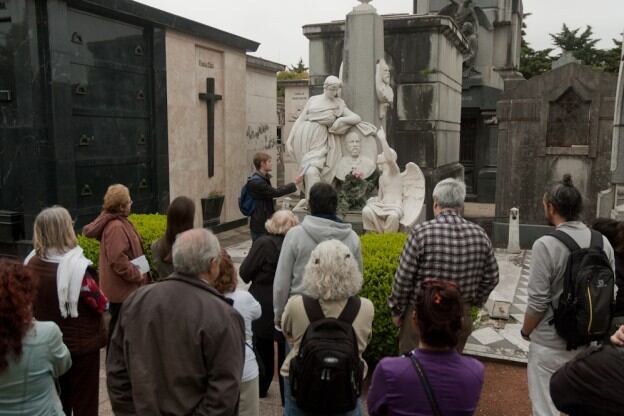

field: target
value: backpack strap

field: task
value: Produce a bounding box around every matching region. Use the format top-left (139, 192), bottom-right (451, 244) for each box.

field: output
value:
top-left (548, 230), bottom-right (581, 252)
top-left (302, 295), bottom-right (325, 323)
top-left (589, 229), bottom-right (604, 250)
top-left (337, 296), bottom-right (362, 325)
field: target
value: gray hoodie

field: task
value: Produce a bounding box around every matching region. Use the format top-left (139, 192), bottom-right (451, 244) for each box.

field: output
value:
top-left (273, 215), bottom-right (362, 325)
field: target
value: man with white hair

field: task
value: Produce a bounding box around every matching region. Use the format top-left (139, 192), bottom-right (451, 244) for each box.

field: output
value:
top-left (388, 178), bottom-right (499, 352)
top-left (107, 229), bottom-right (245, 415)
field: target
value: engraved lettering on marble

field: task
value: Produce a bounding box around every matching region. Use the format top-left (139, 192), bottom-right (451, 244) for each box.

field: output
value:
top-left (198, 59), bottom-right (214, 69)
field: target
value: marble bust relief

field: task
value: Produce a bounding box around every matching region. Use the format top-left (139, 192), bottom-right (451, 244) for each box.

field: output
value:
top-left (335, 131), bottom-right (377, 181)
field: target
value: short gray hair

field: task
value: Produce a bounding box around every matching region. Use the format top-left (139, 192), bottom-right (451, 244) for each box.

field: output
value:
top-left (172, 229), bottom-right (220, 275)
top-left (432, 178), bottom-right (466, 208)
top-left (303, 240), bottom-right (362, 301)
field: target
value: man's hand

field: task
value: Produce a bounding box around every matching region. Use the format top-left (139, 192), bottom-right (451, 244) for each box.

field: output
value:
top-left (294, 175), bottom-right (303, 186)
top-left (611, 325), bottom-right (624, 346)
top-left (392, 315), bottom-right (402, 327)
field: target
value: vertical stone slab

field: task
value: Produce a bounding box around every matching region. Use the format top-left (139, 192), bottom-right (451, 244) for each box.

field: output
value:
top-left (610, 36), bottom-right (624, 185)
top-left (342, 1), bottom-right (384, 126)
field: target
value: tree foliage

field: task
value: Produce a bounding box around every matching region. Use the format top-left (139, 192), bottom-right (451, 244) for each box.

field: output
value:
top-left (521, 20), bottom-right (622, 79)
top-left (277, 58), bottom-right (309, 97)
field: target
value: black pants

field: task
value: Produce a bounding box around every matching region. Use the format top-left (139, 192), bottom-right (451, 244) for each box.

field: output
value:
top-left (60, 350), bottom-right (100, 416)
top-left (107, 302), bottom-right (123, 351)
top-left (254, 331), bottom-right (286, 405)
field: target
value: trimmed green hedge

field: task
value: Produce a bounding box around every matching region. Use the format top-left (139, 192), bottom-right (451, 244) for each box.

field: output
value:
top-left (360, 232), bottom-right (407, 365)
top-left (77, 214), bottom-right (167, 279)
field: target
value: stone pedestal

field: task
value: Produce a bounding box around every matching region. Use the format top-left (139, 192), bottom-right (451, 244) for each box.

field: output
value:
top-left (343, 3), bottom-right (384, 126)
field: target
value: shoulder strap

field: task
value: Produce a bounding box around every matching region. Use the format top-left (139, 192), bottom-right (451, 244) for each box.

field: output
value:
top-left (589, 229), bottom-right (604, 250)
top-left (548, 230), bottom-right (581, 252)
top-left (337, 296), bottom-right (362, 324)
top-left (408, 354), bottom-right (443, 416)
top-left (302, 295), bottom-right (325, 322)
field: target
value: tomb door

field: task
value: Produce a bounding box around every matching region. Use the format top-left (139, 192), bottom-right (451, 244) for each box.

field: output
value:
top-left (460, 116), bottom-right (478, 197)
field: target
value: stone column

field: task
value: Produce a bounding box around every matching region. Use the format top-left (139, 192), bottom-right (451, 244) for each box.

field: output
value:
top-left (342, 0), bottom-right (384, 126)
top-left (413, 0), bottom-right (430, 15)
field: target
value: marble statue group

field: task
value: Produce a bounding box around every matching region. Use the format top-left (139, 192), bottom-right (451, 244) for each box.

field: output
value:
top-left (285, 68), bottom-right (425, 233)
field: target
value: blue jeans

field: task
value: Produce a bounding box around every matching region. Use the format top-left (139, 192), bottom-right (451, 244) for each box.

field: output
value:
top-left (283, 377), bottom-right (362, 416)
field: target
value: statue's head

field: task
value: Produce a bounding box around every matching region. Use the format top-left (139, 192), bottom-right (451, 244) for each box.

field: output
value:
top-left (462, 21), bottom-right (474, 36)
top-left (377, 59), bottom-right (391, 85)
top-left (323, 76), bottom-right (342, 98)
top-left (345, 132), bottom-right (361, 157)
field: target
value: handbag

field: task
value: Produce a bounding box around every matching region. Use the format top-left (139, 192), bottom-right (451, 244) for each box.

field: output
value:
top-left (407, 352), bottom-right (443, 416)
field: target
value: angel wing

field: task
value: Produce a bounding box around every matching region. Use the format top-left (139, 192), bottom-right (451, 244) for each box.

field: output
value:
top-left (474, 7), bottom-right (493, 31)
top-left (400, 162), bottom-right (426, 228)
top-left (438, 1), bottom-right (459, 17)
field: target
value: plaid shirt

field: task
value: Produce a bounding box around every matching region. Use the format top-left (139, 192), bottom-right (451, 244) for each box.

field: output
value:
top-left (388, 210), bottom-right (499, 316)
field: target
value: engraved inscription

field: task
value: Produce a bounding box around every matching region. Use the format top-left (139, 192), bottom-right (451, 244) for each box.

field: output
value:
top-left (198, 59), bottom-right (214, 69)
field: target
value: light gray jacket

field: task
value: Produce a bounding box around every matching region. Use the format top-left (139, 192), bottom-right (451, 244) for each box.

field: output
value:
top-left (527, 221), bottom-right (615, 349)
top-left (273, 215), bottom-right (362, 325)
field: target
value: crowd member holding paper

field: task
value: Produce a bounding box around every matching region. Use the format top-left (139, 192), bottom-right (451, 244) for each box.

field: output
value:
top-left (25, 206), bottom-right (108, 416)
top-left (83, 184), bottom-right (149, 345)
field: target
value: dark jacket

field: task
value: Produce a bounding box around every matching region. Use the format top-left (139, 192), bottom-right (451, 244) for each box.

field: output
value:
top-left (550, 343), bottom-right (624, 416)
top-left (30, 257), bottom-right (106, 355)
top-left (107, 273), bottom-right (245, 416)
top-left (239, 233), bottom-right (284, 338)
top-left (615, 254), bottom-right (624, 315)
top-left (248, 172), bottom-right (297, 234)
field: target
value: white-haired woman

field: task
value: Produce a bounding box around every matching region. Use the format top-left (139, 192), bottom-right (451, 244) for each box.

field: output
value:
top-left (25, 206), bottom-right (108, 416)
top-left (280, 239), bottom-right (374, 416)
top-left (240, 210), bottom-right (299, 403)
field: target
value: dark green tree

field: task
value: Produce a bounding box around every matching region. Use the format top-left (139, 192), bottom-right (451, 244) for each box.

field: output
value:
top-left (289, 58), bottom-right (308, 73)
top-left (520, 15), bottom-right (553, 79)
top-left (550, 24), bottom-right (600, 65)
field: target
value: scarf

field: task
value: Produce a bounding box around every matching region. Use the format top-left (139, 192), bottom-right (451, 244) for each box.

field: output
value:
top-left (25, 246), bottom-right (92, 318)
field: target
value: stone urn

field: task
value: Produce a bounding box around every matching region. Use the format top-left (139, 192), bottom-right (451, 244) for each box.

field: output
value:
top-left (201, 194), bottom-right (224, 228)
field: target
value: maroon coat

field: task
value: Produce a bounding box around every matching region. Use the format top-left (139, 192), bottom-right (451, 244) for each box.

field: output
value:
top-left (29, 256), bottom-right (106, 355)
top-left (83, 213), bottom-right (148, 303)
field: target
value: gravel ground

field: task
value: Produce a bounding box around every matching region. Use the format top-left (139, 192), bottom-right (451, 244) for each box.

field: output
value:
top-left (476, 360), bottom-right (532, 416)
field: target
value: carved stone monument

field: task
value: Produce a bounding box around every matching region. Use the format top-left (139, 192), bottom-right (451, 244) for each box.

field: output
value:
top-left (597, 35), bottom-right (624, 219)
top-left (362, 129), bottom-right (426, 233)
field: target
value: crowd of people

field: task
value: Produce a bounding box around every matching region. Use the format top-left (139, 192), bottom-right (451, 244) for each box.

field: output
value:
top-left (0, 155), bottom-right (623, 415)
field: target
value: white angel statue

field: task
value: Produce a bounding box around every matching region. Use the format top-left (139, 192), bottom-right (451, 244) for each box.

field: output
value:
top-left (362, 128), bottom-right (426, 233)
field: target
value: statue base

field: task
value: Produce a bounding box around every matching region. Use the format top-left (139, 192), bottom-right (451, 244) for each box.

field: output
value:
top-left (292, 206), bottom-right (365, 235)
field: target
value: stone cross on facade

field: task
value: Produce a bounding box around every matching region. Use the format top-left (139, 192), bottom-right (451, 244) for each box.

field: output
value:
top-left (198, 78), bottom-right (222, 178)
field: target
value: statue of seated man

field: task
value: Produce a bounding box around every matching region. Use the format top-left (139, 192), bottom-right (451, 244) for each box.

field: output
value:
top-left (335, 131), bottom-right (377, 181)
top-left (362, 129), bottom-right (425, 233)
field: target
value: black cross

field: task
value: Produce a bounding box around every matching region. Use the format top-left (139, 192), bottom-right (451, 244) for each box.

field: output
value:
top-left (198, 78), bottom-right (222, 178)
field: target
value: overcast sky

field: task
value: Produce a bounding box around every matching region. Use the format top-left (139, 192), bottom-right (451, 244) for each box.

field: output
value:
top-left (136, 0), bottom-right (623, 66)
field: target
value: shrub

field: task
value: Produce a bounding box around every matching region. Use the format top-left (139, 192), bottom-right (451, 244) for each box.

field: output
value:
top-left (77, 213), bottom-right (167, 279)
top-left (359, 232), bottom-right (407, 366)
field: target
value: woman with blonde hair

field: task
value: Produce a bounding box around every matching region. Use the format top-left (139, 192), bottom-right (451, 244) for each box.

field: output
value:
top-left (281, 239), bottom-right (374, 415)
top-left (83, 184), bottom-right (148, 344)
top-left (240, 209), bottom-right (299, 402)
top-left (25, 206), bottom-right (107, 416)
top-left (213, 250), bottom-right (261, 416)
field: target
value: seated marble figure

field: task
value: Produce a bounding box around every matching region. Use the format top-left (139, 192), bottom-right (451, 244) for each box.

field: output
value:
top-left (362, 129), bottom-right (425, 233)
top-left (335, 131), bottom-right (376, 181)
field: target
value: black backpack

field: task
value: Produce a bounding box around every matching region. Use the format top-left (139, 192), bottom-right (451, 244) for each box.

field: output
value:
top-left (289, 295), bottom-right (363, 414)
top-left (238, 174), bottom-right (263, 216)
top-left (549, 230), bottom-right (615, 350)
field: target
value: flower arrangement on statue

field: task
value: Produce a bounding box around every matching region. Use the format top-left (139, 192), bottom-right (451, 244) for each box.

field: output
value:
top-left (337, 168), bottom-right (379, 214)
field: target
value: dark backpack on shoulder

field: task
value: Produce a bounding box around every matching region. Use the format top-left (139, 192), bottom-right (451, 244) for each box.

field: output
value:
top-left (238, 174), bottom-right (262, 216)
top-left (549, 230), bottom-right (615, 350)
top-left (289, 295), bottom-right (363, 414)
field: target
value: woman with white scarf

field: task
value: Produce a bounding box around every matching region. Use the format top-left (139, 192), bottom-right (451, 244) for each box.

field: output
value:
top-left (25, 206), bottom-right (108, 416)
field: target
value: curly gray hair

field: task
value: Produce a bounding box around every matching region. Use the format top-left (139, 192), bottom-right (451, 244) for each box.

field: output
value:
top-left (303, 240), bottom-right (362, 301)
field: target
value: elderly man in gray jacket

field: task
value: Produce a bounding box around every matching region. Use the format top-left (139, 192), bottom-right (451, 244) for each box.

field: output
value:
top-left (107, 229), bottom-right (245, 416)
top-left (521, 175), bottom-right (615, 416)
top-left (273, 182), bottom-right (362, 328)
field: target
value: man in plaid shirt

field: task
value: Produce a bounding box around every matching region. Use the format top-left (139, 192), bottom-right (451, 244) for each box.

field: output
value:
top-left (388, 178), bottom-right (499, 352)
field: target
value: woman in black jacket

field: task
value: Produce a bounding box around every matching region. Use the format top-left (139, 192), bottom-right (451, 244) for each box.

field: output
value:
top-left (240, 209), bottom-right (299, 403)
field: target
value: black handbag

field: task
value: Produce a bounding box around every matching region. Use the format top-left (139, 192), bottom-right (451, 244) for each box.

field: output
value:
top-left (407, 352), bottom-right (443, 416)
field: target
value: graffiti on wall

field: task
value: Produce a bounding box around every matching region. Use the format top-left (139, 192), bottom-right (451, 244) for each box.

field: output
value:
top-left (246, 123), bottom-right (277, 150)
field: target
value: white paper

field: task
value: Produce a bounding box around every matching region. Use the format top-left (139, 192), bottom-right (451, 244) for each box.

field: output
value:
top-left (131, 255), bottom-right (150, 274)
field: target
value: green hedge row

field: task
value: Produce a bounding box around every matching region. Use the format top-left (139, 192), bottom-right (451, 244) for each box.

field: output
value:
top-left (77, 214), bottom-right (167, 279)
